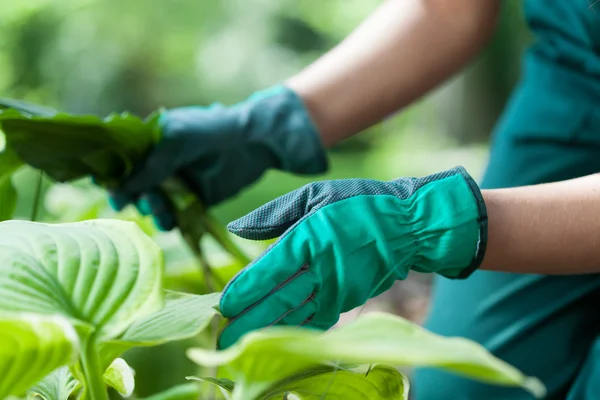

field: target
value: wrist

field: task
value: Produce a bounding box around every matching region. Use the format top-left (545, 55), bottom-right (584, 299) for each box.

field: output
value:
top-left (238, 85), bottom-right (329, 175)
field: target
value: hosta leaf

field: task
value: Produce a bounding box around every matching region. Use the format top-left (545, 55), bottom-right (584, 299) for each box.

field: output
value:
top-left (119, 291), bottom-right (220, 344)
top-left (0, 314), bottom-right (79, 399)
top-left (103, 358), bottom-right (135, 397)
top-left (140, 383), bottom-right (202, 400)
top-left (100, 291), bottom-right (220, 364)
top-left (263, 365), bottom-right (409, 400)
top-left (27, 367), bottom-right (80, 400)
top-left (0, 107), bottom-right (160, 185)
top-left (187, 312), bottom-right (546, 400)
top-left (0, 219), bottom-right (164, 341)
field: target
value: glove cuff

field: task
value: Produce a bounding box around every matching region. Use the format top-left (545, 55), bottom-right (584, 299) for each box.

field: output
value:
top-left (396, 166), bottom-right (488, 280)
top-left (449, 167), bottom-right (488, 279)
top-left (236, 85), bottom-right (329, 175)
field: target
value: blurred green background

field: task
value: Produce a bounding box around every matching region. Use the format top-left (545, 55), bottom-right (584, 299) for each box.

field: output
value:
top-left (1, 0), bottom-right (533, 397)
top-left (3, 0), bottom-right (532, 223)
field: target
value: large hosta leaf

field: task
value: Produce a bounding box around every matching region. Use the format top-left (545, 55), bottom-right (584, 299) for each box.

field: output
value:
top-left (27, 367), bottom-right (80, 400)
top-left (0, 314), bottom-right (79, 399)
top-left (0, 219), bottom-right (164, 341)
top-left (187, 312), bottom-right (546, 400)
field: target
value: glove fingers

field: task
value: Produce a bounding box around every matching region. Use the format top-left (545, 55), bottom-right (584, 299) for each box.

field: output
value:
top-left (136, 188), bottom-right (177, 231)
top-left (227, 183), bottom-right (319, 241)
top-left (107, 147), bottom-right (175, 212)
top-left (218, 270), bottom-right (317, 349)
top-left (117, 148), bottom-right (175, 196)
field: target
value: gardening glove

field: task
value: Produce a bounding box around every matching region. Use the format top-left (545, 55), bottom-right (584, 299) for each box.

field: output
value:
top-left (108, 85), bottom-right (329, 230)
top-left (217, 166), bottom-right (488, 349)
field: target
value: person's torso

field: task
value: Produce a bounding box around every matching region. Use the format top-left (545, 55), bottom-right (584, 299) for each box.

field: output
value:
top-left (522, 0), bottom-right (600, 101)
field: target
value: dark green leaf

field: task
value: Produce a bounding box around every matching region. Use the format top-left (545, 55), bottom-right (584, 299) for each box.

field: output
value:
top-left (0, 97), bottom-right (57, 117)
top-left (0, 137), bottom-right (24, 221)
top-left (0, 108), bottom-right (160, 184)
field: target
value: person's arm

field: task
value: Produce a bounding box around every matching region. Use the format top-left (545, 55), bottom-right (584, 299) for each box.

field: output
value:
top-left (286, 0), bottom-right (502, 146)
top-left (481, 173), bottom-right (600, 275)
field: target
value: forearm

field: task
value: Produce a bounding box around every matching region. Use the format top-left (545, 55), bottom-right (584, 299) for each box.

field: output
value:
top-left (286, 0), bottom-right (501, 146)
top-left (480, 174), bottom-right (600, 274)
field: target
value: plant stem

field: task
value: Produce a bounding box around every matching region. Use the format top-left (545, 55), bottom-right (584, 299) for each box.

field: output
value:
top-left (30, 170), bottom-right (44, 221)
top-left (201, 212), bottom-right (251, 266)
top-left (80, 335), bottom-right (108, 400)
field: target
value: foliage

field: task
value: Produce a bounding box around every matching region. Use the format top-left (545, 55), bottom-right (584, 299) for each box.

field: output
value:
top-left (187, 312), bottom-right (544, 400)
top-left (0, 2), bottom-right (541, 399)
top-left (0, 219), bottom-right (220, 400)
top-left (0, 100), bottom-right (548, 400)
top-left (0, 314), bottom-right (78, 399)
top-left (0, 101), bottom-right (251, 289)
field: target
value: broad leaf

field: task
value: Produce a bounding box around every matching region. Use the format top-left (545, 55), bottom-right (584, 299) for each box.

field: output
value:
top-left (103, 358), bottom-right (135, 397)
top-left (100, 291), bottom-right (220, 363)
top-left (119, 291), bottom-right (220, 344)
top-left (0, 219), bottom-right (164, 341)
top-left (27, 367), bottom-right (80, 400)
top-left (187, 312), bottom-right (546, 400)
top-left (262, 365), bottom-right (409, 400)
top-left (0, 314), bottom-right (79, 399)
top-left (0, 108), bottom-right (160, 185)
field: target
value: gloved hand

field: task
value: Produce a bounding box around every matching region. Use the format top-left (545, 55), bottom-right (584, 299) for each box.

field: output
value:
top-left (108, 85), bottom-right (329, 230)
top-left (217, 166), bottom-right (488, 348)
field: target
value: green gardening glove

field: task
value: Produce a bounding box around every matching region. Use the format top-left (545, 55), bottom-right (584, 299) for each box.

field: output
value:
top-left (108, 85), bottom-right (328, 230)
top-left (218, 166), bottom-right (488, 348)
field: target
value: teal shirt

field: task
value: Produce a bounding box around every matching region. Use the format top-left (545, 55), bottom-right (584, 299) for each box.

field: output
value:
top-left (524, 0), bottom-right (600, 101)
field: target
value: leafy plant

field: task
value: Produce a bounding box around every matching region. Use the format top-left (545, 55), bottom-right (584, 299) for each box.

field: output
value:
top-left (186, 312), bottom-right (545, 400)
top-left (0, 219), bottom-right (220, 400)
top-left (0, 100), bottom-right (548, 400)
top-left (0, 101), bottom-right (250, 291)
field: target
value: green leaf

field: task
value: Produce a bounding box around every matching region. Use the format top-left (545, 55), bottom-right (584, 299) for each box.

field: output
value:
top-left (0, 219), bottom-right (164, 341)
top-left (140, 383), bottom-right (202, 400)
top-left (0, 134), bottom-right (24, 221)
top-left (27, 367), bottom-right (80, 400)
top-left (262, 365), bottom-right (409, 400)
top-left (0, 314), bottom-right (79, 399)
top-left (0, 108), bottom-right (160, 185)
top-left (187, 312), bottom-right (546, 400)
top-left (0, 170), bottom-right (17, 222)
top-left (186, 376), bottom-right (234, 392)
top-left (100, 291), bottom-right (220, 363)
top-left (103, 358), bottom-right (135, 398)
top-left (0, 97), bottom-right (57, 117)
